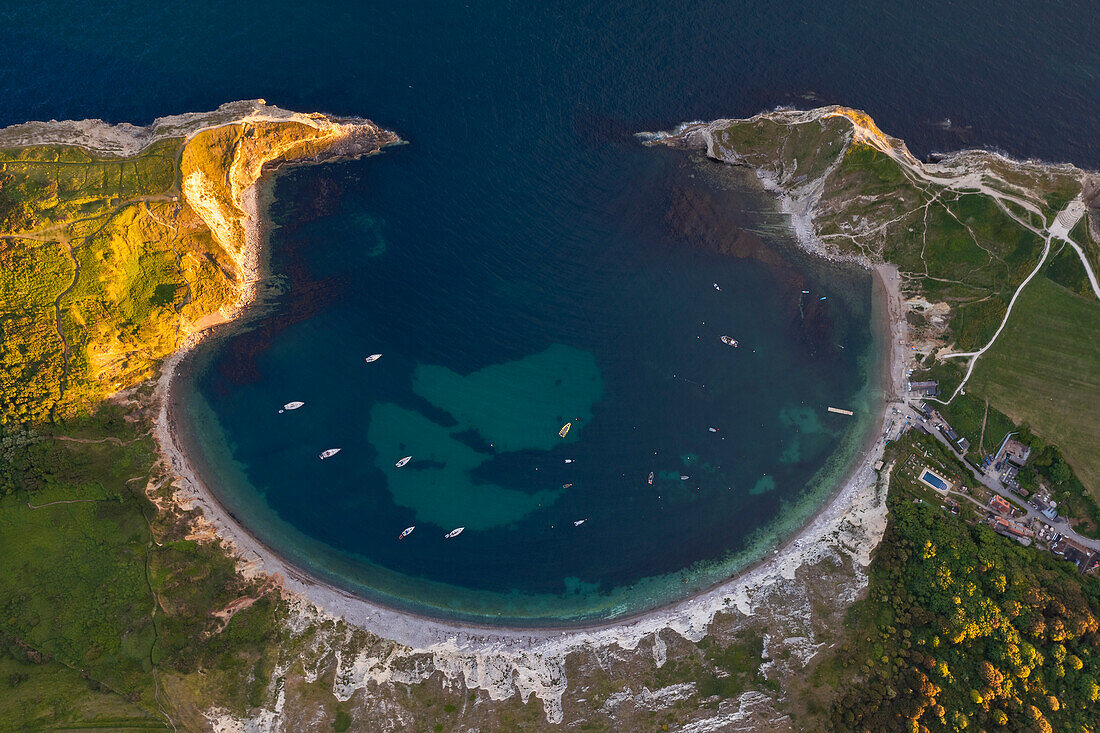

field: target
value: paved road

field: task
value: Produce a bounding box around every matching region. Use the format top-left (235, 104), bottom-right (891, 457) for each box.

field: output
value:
top-left (898, 403), bottom-right (1100, 552)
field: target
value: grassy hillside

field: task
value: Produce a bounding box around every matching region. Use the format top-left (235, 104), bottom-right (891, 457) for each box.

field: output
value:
top-left (970, 276), bottom-right (1100, 501)
top-left (0, 404), bottom-right (282, 728)
top-left (703, 108), bottom-right (1085, 354)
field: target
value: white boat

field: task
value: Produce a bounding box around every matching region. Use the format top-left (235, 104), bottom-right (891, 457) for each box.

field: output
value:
top-left (720, 335), bottom-right (739, 348)
top-left (708, 427), bottom-right (718, 433)
top-left (573, 519), bottom-right (587, 526)
top-left (713, 283), bottom-right (721, 291)
top-left (565, 459), bottom-right (574, 464)
top-left (559, 422), bottom-right (571, 438)
top-left (398, 526), bottom-right (415, 540)
top-left (279, 401), bottom-right (305, 414)
top-left (801, 289), bottom-right (810, 294)
top-left (319, 448), bottom-right (341, 460)
top-left (648, 472), bottom-right (654, 485)
top-left (395, 455), bottom-right (412, 468)
top-left (445, 527), bottom-right (465, 539)
top-left (365, 353), bottom-right (382, 363)
top-left (680, 475), bottom-right (690, 480)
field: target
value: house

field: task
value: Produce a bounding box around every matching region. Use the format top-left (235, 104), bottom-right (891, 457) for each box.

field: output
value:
top-left (990, 516), bottom-right (1034, 542)
top-left (1001, 438), bottom-right (1032, 467)
top-left (938, 424), bottom-right (966, 455)
top-left (1051, 537), bottom-right (1096, 572)
top-left (909, 381), bottom-right (939, 397)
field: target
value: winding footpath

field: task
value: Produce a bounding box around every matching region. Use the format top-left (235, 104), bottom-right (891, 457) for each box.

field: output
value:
top-left (933, 200), bottom-right (1093, 405)
top-left (840, 113), bottom-right (1100, 408)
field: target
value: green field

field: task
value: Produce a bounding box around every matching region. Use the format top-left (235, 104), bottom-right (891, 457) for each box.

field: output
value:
top-left (0, 407), bottom-right (285, 728)
top-left (970, 276), bottom-right (1100, 499)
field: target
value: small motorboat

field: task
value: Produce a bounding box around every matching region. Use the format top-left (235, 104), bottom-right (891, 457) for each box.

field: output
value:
top-left (708, 427), bottom-right (718, 433)
top-left (559, 422), bottom-right (571, 438)
top-left (365, 353), bottom-right (382, 363)
top-left (801, 289), bottom-right (810, 294)
top-left (565, 459), bottom-right (574, 464)
top-left (680, 475), bottom-right (690, 481)
top-left (395, 456), bottom-right (412, 468)
top-left (279, 401), bottom-right (304, 414)
top-left (720, 336), bottom-right (739, 348)
top-left (573, 519), bottom-right (587, 526)
top-left (713, 283), bottom-right (722, 291)
top-left (648, 472), bottom-right (654, 485)
top-left (319, 448), bottom-right (341, 460)
top-left (398, 526), bottom-right (415, 540)
top-left (819, 296), bottom-right (827, 301)
top-left (445, 527), bottom-right (465, 539)
top-left (562, 483), bottom-right (573, 489)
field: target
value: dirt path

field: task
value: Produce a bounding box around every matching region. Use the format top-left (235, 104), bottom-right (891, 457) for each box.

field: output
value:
top-left (53, 435), bottom-right (140, 446)
top-left (27, 498), bottom-right (103, 509)
top-left (923, 204), bottom-right (1088, 407)
top-left (838, 114), bottom-right (1099, 408)
top-left (978, 400), bottom-right (989, 454)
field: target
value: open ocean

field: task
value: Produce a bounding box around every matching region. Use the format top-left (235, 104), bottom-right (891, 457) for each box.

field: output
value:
top-left (5, 1), bottom-right (1097, 624)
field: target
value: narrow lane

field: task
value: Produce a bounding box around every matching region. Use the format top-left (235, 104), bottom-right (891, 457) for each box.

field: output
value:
top-left (900, 404), bottom-right (1100, 551)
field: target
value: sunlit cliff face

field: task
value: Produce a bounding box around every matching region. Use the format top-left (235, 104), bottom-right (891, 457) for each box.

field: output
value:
top-left (826, 107), bottom-right (921, 166)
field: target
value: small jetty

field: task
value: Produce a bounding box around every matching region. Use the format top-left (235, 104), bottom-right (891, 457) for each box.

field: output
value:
top-left (827, 406), bottom-right (854, 416)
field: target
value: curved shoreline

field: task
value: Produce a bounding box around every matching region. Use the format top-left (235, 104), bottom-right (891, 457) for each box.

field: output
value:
top-left (152, 152), bottom-right (909, 650)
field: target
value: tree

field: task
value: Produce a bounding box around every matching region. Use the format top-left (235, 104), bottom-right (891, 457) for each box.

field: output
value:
top-left (1049, 460), bottom-right (1072, 486)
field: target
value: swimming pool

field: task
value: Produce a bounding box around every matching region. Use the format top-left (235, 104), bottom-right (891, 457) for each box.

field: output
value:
top-left (919, 469), bottom-right (949, 491)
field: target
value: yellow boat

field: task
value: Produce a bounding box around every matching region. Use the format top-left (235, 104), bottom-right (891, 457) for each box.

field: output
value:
top-left (559, 422), bottom-right (571, 438)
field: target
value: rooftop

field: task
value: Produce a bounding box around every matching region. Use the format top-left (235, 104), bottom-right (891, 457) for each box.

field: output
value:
top-left (1001, 438), bottom-right (1032, 466)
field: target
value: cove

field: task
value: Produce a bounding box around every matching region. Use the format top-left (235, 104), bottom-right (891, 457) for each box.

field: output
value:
top-left (174, 138), bottom-right (883, 626)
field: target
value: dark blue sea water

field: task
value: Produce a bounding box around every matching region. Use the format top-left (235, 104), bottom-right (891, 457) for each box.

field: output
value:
top-left (6, 1), bottom-right (1097, 624)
